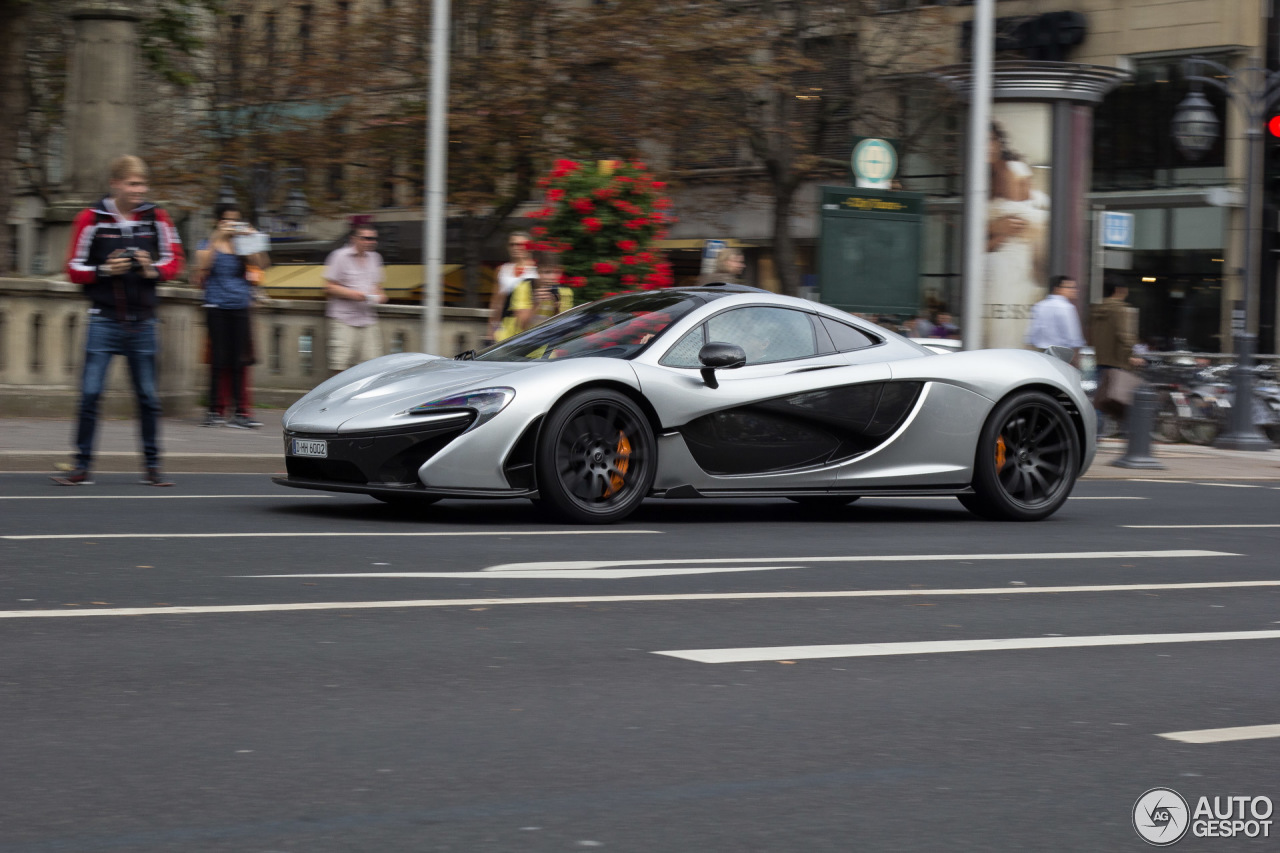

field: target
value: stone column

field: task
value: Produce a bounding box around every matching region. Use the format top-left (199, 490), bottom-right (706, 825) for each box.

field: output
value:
top-left (43, 2), bottom-right (141, 269)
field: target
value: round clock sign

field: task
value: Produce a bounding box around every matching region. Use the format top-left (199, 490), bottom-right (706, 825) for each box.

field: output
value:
top-left (851, 138), bottom-right (897, 188)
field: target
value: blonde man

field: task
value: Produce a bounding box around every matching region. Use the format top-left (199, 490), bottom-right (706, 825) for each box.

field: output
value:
top-left (56, 155), bottom-right (184, 487)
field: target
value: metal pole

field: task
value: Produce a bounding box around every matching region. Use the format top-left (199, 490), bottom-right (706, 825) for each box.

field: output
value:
top-left (1215, 61), bottom-right (1270, 449)
top-left (962, 0), bottom-right (994, 351)
top-left (421, 0), bottom-right (449, 356)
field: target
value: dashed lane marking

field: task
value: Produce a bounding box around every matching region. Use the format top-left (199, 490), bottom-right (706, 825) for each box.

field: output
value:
top-left (1, 577), bottom-right (1274, 619)
top-left (656, 630), bottom-right (1280, 664)
top-left (1157, 724), bottom-right (1280, 744)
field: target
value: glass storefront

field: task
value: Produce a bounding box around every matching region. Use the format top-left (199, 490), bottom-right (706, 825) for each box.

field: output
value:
top-left (1092, 56), bottom-right (1231, 351)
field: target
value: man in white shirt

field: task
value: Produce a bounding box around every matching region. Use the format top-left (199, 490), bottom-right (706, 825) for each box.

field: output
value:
top-left (324, 224), bottom-right (387, 376)
top-left (1025, 275), bottom-right (1085, 356)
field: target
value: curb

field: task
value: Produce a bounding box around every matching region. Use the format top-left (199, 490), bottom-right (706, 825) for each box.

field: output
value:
top-left (0, 452), bottom-right (285, 475)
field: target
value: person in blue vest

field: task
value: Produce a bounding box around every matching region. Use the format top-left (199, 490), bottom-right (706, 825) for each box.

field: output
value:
top-left (194, 203), bottom-right (271, 429)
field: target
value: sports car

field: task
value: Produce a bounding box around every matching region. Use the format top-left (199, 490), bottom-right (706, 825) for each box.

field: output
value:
top-left (274, 285), bottom-right (1095, 523)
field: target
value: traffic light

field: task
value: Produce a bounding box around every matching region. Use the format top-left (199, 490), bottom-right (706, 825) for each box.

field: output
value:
top-left (1267, 116), bottom-right (1280, 207)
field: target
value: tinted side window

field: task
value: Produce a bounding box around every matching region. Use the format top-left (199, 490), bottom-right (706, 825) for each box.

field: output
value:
top-left (821, 316), bottom-right (878, 351)
top-left (706, 307), bottom-right (818, 365)
top-left (661, 325), bottom-right (707, 368)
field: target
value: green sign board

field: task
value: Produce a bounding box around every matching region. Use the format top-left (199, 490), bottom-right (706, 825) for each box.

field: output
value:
top-left (818, 186), bottom-right (924, 316)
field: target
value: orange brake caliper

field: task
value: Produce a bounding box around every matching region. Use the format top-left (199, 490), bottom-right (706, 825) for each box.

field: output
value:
top-left (995, 435), bottom-right (1007, 470)
top-left (604, 431), bottom-right (632, 498)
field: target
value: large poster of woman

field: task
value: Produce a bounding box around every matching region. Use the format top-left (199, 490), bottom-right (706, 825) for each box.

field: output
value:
top-left (985, 102), bottom-right (1052, 349)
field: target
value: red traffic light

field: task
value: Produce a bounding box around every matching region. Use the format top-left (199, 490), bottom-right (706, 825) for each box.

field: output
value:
top-left (1270, 115), bottom-right (1280, 137)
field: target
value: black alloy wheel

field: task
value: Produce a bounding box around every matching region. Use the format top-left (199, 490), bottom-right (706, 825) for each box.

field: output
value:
top-left (959, 390), bottom-right (1080, 521)
top-left (535, 389), bottom-right (656, 524)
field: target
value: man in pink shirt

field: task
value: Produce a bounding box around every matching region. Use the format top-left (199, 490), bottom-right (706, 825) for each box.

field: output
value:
top-left (323, 224), bottom-right (387, 376)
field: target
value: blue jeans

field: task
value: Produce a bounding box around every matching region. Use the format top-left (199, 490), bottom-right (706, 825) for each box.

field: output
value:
top-left (75, 316), bottom-right (162, 470)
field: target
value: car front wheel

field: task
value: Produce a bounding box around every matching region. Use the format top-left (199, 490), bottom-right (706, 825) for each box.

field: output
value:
top-left (535, 389), bottom-right (656, 524)
top-left (959, 390), bottom-right (1080, 521)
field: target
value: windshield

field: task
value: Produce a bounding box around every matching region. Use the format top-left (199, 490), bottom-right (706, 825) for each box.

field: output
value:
top-left (475, 291), bottom-right (706, 362)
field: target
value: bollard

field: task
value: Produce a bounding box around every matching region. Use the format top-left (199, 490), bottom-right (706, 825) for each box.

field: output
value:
top-left (1111, 381), bottom-right (1166, 469)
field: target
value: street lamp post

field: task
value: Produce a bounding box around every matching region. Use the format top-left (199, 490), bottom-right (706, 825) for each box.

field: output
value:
top-left (1172, 55), bottom-right (1279, 450)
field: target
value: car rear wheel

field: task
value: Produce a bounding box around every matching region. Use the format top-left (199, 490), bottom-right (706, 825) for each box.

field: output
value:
top-left (535, 389), bottom-right (656, 524)
top-left (959, 390), bottom-right (1079, 521)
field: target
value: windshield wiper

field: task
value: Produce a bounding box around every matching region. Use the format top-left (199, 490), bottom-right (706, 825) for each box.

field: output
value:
top-left (454, 349), bottom-right (477, 361)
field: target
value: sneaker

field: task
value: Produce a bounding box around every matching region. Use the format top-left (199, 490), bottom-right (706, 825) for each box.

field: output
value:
top-left (140, 468), bottom-right (175, 487)
top-left (202, 411), bottom-right (226, 427)
top-left (51, 469), bottom-right (93, 486)
top-left (228, 414), bottom-right (263, 429)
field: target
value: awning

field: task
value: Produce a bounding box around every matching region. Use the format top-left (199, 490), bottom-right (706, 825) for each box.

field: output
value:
top-left (262, 264), bottom-right (466, 300)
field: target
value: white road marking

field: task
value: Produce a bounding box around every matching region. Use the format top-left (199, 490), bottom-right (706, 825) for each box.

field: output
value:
top-left (3, 578), bottom-right (1277, 619)
top-left (482, 550), bottom-right (1233, 573)
top-left (245, 567), bottom-right (802, 580)
top-left (1157, 724), bottom-right (1280, 744)
top-left (1123, 524), bottom-right (1280, 529)
top-left (656, 630), bottom-right (1280, 664)
top-left (1199, 483), bottom-right (1266, 489)
top-left (0, 530), bottom-right (660, 541)
top-left (0, 494), bottom-right (332, 500)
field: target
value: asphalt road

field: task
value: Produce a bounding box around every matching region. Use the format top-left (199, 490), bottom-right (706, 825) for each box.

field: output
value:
top-left (1, 474), bottom-right (1278, 852)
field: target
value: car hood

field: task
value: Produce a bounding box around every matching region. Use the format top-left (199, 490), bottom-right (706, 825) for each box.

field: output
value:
top-left (284, 354), bottom-right (536, 432)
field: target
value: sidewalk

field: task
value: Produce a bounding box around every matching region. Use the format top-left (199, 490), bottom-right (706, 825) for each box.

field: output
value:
top-left (2, 413), bottom-right (1278, 479)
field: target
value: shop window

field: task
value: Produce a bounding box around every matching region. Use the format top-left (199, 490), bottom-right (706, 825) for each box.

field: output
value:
top-left (1093, 56), bottom-right (1227, 192)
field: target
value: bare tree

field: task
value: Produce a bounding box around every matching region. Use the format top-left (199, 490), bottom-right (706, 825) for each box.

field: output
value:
top-left (563, 0), bottom-right (955, 295)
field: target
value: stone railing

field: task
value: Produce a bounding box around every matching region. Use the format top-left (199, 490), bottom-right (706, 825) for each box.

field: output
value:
top-left (0, 277), bottom-right (489, 417)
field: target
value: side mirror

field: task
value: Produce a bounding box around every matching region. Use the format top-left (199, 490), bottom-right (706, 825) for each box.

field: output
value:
top-left (698, 342), bottom-right (746, 389)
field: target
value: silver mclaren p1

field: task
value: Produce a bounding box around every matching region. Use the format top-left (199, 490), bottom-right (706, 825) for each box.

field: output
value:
top-left (273, 285), bottom-right (1095, 523)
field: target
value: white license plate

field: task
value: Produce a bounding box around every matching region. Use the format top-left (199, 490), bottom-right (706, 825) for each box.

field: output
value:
top-left (291, 438), bottom-right (328, 458)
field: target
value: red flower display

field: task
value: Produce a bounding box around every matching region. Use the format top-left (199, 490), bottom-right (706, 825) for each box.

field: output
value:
top-left (532, 159), bottom-right (676, 304)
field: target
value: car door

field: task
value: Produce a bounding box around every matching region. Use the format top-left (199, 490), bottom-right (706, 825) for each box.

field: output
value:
top-left (636, 305), bottom-right (892, 490)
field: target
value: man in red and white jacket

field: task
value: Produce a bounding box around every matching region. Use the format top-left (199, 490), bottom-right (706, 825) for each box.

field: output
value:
top-left (55, 155), bottom-right (184, 487)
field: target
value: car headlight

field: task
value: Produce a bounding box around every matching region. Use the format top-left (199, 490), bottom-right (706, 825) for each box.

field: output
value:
top-left (404, 387), bottom-right (515, 429)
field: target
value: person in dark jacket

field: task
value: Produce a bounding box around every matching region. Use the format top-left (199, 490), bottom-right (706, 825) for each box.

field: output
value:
top-left (55, 155), bottom-right (184, 486)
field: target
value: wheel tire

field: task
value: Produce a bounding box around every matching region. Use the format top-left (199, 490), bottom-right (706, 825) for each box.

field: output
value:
top-left (786, 496), bottom-right (861, 507)
top-left (960, 390), bottom-right (1080, 521)
top-left (1153, 393), bottom-right (1181, 443)
top-left (373, 493), bottom-right (441, 506)
top-left (535, 389), bottom-right (656, 524)
top-left (1178, 395), bottom-right (1219, 445)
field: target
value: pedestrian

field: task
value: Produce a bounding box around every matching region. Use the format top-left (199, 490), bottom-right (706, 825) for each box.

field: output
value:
top-left (1025, 275), bottom-right (1085, 356)
top-left (194, 203), bottom-right (270, 428)
top-left (54, 155), bottom-right (184, 486)
top-left (1090, 278), bottom-right (1140, 434)
top-left (493, 250), bottom-right (574, 343)
top-left (324, 223), bottom-right (386, 375)
top-left (697, 247), bottom-right (745, 285)
top-left (933, 311), bottom-right (959, 339)
top-left (488, 231), bottom-right (537, 343)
